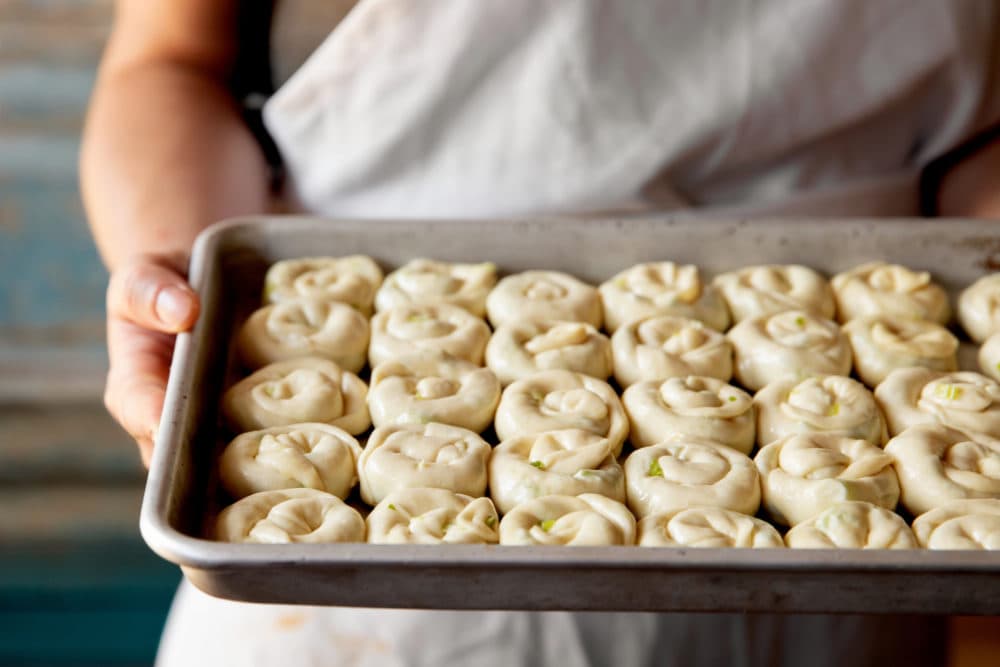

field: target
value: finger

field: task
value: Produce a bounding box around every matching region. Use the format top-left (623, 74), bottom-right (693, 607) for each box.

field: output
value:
top-left (105, 318), bottom-right (175, 455)
top-left (107, 260), bottom-right (200, 333)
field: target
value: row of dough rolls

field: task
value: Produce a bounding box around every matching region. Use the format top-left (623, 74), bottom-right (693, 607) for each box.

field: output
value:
top-left (214, 255), bottom-right (1000, 548)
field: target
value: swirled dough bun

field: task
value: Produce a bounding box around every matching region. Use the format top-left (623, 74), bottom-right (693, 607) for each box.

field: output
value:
top-left (623, 376), bottom-right (755, 453)
top-left (367, 352), bottom-right (500, 433)
top-left (728, 310), bottom-right (852, 392)
top-left (235, 298), bottom-right (369, 372)
top-left (754, 433), bottom-right (899, 527)
top-left (611, 316), bottom-right (733, 388)
top-left (884, 424), bottom-right (1000, 516)
top-left (624, 437), bottom-right (760, 518)
top-left (958, 274), bottom-right (1000, 343)
top-left (712, 264), bottom-right (836, 323)
top-left (831, 261), bottom-right (950, 324)
top-left (498, 494), bottom-right (636, 546)
top-left (486, 321), bottom-right (612, 386)
top-left (784, 501), bottom-right (917, 549)
top-left (486, 270), bottom-right (602, 329)
top-left (489, 430), bottom-right (625, 514)
top-left (374, 259), bottom-right (497, 317)
top-left (599, 262), bottom-right (730, 332)
top-left (219, 424), bottom-right (362, 500)
top-left (911, 499), bottom-right (1000, 550)
top-left (222, 358), bottom-right (370, 434)
top-left (369, 303), bottom-right (491, 367)
top-left (263, 256), bottom-right (383, 315)
top-left (755, 375), bottom-right (886, 447)
top-left (842, 317), bottom-right (958, 388)
top-left (637, 506), bottom-right (783, 548)
top-left (366, 487), bottom-right (500, 544)
top-left (494, 370), bottom-right (628, 456)
top-left (358, 422), bottom-right (491, 505)
top-left (215, 488), bottom-right (365, 544)
top-left (876, 369), bottom-right (1000, 438)
top-left (979, 332), bottom-right (1000, 383)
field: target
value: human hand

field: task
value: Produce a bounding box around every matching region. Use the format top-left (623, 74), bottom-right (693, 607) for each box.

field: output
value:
top-left (104, 257), bottom-right (200, 466)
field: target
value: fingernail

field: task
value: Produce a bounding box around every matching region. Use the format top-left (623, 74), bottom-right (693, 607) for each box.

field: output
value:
top-left (156, 286), bottom-right (194, 327)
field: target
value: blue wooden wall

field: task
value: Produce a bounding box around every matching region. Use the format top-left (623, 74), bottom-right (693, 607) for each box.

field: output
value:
top-left (1, 2), bottom-right (180, 665)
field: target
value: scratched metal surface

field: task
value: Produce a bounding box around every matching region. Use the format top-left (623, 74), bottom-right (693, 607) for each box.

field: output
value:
top-left (143, 215), bottom-right (1000, 613)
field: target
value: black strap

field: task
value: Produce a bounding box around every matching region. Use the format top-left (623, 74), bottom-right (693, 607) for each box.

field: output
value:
top-left (232, 0), bottom-right (284, 191)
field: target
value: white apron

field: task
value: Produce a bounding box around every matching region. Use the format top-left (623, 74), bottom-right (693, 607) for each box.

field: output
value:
top-left (159, 1), bottom-right (998, 664)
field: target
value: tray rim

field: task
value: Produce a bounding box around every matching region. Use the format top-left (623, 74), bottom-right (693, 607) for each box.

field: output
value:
top-left (140, 215), bottom-right (1000, 585)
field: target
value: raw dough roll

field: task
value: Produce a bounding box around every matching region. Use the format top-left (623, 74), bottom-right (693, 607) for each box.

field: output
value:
top-left (611, 316), bottom-right (733, 388)
top-left (831, 261), bottom-right (950, 324)
top-left (367, 352), bottom-right (500, 433)
top-left (369, 303), bottom-right (491, 367)
top-left (263, 255), bottom-right (383, 315)
top-left (842, 317), bottom-right (958, 388)
top-left (599, 262), bottom-right (730, 332)
top-left (375, 259), bottom-right (497, 317)
top-left (358, 422), bottom-right (492, 505)
top-left (494, 370), bottom-right (629, 456)
top-left (958, 274), bottom-right (1000, 343)
top-left (219, 423), bottom-right (362, 500)
top-left (754, 375), bottom-right (886, 447)
top-left (884, 424), bottom-right (1000, 516)
top-left (486, 270), bottom-right (602, 329)
top-left (979, 331), bottom-right (1000, 383)
top-left (728, 310), bottom-right (852, 392)
top-left (784, 501), bottom-right (917, 549)
top-left (624, 438), bottom-right (760, 518)
top-left (235, 297), bottom-right (369, 372)
top-left (215, 488), bottom-right (365, 544)
top-left (875, 369), bottom-right (1000, 438)
top-left (366, 487), bottom-right (500, 544)
top-left (498, 494), bottom-right (636, 546)
top-left (637, 506), bottom-right (783, 548)
top-left (623, 376), bottom-right (755, 453)
top-left (754, 433), bottom-right (899, 527)
top-left (489, 429), bottom-right (626, 514)
top-left (486, 320), bottom-right (612, 386)
top-left (222, 358), bottom-right (370, 435)
top-left (712, 264), bottom-right (836, 323)
top-left (911, 499), bottom-right (1000, 550)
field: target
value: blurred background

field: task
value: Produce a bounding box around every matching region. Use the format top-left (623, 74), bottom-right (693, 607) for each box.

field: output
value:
top-left (0, 2), bottom-right (179, 665)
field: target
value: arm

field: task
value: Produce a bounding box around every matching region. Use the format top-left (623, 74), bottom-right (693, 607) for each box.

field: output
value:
top-left (81, 0), bottom-right (271, 463)
top-left (936, 133), bottom-right (1000, 219)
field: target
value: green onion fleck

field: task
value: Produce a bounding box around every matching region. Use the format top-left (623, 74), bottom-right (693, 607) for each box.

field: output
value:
top-left (648, 459), bottom-right (664, 477)
top-left (388, 504), bottom-right (397, 511)
top-left (795, 316), bottom-right (806, 327)
top-left (484, 516), bottom-right (497, 528)
top-left (728, 396), bottom-right (737, 402)
top-left (530, 460), bottom-right (546, 470)
top-left (934, 383), bottom-right (963, 401)
top-left (540, 519), bottom-right (556, 532)
top-left (827, 403), bottom-right (840, 417)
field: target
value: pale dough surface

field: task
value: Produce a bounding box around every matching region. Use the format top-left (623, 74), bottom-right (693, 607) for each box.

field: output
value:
top-left (623, 376), bottom-right (755, 453)
top-left (599, 262), bottom-right (730, 332)
top-left (219, 423), bottom-right (362, 499)
top-left (366, 487), bottom-right (500, 544)
top-left (498, 494), bottom-right (636, 546)
top-left (831, 262), bottom-right (950, 324)
top-left (875, 368), bottom-right (1000, 438)
top-left (784, 501), bottom-right (917, 549)
top-left (486, 320), bottom-right (612, 386)
top-left (369, 302), bottom-right (492, 367)
top-left (958, 274), bottom-right (1000, 343)
top-left (222, 357), bottom-right (370, 434)
top-left (486, 270), bottom-right (602, 329)
top-left (375, 259), bottom-right (497, 317)
top-left (637, 506), bottom-right (783, 548)
top-left (215, 488), bottom-right (366, 544)
top-left (911, 498), bottom-right (1000, 550)
top-left (712, 264), bottom-right (835, 323)
top-left (611, 315), bottom-right (733, 388)
top-left (754, 433), bottom-right (899, 527)
top-left (842, 317), bottom-right (958, 388)
top-left (264, 255), bottom-right (383, 315)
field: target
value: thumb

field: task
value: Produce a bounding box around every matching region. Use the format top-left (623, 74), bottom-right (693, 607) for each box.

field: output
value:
top-left (107, 259), bottom-right (200, 333)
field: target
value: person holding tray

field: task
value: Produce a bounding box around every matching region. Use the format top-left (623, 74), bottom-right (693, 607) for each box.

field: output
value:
top-left (82, 1), bottom-right (1000, 665)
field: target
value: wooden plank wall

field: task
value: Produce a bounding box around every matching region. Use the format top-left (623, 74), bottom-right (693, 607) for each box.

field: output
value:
top-left (0, 2), bottom-right (179, 665)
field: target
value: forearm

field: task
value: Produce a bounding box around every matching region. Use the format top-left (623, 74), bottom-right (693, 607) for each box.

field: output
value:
top-left (937, 135), bottom-right (1000, 219)
top-left (81, 61), bottom-right (270, 271)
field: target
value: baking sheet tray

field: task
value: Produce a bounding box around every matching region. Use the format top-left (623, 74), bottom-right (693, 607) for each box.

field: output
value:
top-left (140, 215), bottom-right (1000, 613)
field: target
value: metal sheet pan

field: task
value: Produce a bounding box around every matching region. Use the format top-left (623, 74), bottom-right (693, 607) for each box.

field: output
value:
top-left (140, 215), bottom-right (1000, 613)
